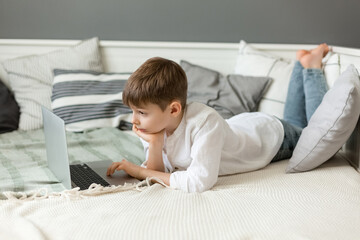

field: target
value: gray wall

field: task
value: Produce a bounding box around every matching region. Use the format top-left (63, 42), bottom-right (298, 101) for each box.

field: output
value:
top-left (1, 0), bottom-right (359, 48)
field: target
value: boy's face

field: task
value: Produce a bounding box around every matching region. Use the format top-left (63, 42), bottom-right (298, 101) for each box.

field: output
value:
top-left (130, 102), bottom-right (174, 134)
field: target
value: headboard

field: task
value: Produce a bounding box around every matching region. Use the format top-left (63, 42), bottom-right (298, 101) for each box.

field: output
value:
top-left (0, 39), bottom-right (359, 170)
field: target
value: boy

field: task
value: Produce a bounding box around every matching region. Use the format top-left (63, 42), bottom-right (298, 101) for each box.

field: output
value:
top-left (107, 44), bottom-right (330, 193)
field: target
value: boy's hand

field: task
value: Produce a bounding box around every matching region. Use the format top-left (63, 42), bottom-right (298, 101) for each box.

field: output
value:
top-left (106, 159), bottom-right (171, 187)
top-left (132, 125), bottom-right (166, 172)
top-left (106, 159), bottom-right (141, 178)
top-left (132, 125), bottom-right (165, 146)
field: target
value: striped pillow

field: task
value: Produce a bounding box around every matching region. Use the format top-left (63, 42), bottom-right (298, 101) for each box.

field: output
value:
top-left (2, 37), bottom-right (103, 131)
top-left (52, 69), bottom-right (132, 132)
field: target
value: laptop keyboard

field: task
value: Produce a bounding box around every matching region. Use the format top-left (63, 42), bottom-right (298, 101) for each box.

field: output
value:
top-left (70, 163), bottom-right (110, 190)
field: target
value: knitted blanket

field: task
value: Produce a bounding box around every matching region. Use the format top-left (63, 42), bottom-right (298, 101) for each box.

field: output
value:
top-left (1, 154), bottom-right (360, 239)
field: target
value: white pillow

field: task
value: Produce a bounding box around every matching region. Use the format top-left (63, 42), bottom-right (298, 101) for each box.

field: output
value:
top-left (52, 69), bottom-right (132, 132)
top-left (234, 40), bottom-right (295, 118)
top-left (286, 65), bottom-right (360, 173)
top-left (323, 52), bottom-right (341, 88)
top-left (2, 37), bottom-right (103, 130)
top-left (234, 40), bottom-right (341, 118)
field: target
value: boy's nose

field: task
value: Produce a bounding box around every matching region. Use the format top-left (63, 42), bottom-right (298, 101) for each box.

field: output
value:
top-left (131, 115), bottom-right (139, 125)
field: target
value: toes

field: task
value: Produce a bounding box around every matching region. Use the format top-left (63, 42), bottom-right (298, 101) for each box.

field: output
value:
top-left (312, 43), bottom-right (329, 57)
top-left (322, 44), bottom-right (330, 56)
top-left (296, 49), bottom-right (309, 60)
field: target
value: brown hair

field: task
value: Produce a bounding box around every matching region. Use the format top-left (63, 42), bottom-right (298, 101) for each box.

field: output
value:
top-left (123, 57), bottom-right (187, 111)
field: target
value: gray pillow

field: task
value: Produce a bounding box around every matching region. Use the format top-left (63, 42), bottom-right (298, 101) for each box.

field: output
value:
top-left (2, 37), bottom-right (103, 130)
top-left (180, 60), bottom-right (220, 105)
top-left (181, 60), bottom-right (272, 118)
top-left (209, 74), bottom-right (272, 119)
top-left (286, 64), bottom-right (360, 173)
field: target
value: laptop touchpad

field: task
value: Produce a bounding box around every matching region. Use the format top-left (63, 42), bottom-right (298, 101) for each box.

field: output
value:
top-left (86, 160), bottom-right (140, 185)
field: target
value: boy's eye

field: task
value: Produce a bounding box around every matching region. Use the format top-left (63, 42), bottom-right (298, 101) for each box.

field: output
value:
top-left (138, 111), bottom-right (145, 115)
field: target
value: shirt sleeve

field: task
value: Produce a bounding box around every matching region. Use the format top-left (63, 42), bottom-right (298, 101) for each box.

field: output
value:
top-left (169, 114), bottom-right (225, 193)
top-left (139, 137), bottom-right (173, 173)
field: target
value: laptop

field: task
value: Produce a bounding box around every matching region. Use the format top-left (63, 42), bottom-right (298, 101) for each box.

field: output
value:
top-left (41, 106), bottom-right (139, 190)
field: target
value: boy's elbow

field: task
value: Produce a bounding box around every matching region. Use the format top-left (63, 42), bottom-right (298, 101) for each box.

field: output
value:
top-left (172, 173), bottom-right (216, 193)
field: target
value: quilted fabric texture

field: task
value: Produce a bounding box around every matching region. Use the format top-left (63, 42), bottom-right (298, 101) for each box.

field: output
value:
top-left (2, 37), bottom-right (103, 130)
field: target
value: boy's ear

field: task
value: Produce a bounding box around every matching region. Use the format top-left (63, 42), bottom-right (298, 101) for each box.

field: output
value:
top-left (169, 101), bottom-right (182, 116)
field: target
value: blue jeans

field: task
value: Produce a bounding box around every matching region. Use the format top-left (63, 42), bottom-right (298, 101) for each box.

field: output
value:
top-left (271, 61), bottom-right (328, 162)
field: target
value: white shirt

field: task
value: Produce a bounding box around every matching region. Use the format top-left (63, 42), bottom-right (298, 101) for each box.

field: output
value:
top-left (140, 102), bottom-right (284, 193)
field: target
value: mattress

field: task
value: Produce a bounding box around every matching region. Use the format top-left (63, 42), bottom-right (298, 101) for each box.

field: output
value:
top-left (0, 128), bottom-right (359, 239)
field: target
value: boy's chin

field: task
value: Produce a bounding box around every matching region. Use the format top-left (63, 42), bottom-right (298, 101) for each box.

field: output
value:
top-left (149, 129), bottom-right (166, 134)
top-left (141, 129), bottom-right (161, 134)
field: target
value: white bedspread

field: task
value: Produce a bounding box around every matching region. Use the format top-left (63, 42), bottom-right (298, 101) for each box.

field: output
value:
top-left (1, 155), bottom-right (359, 240)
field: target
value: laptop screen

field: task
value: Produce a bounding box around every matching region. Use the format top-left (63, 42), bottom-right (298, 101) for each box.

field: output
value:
top-left (42, 106), bottom-right (72, 189)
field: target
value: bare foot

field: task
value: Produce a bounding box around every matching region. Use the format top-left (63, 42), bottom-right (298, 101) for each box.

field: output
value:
top-left (296, 49), bottom-right (310, 61)
top-left (299, 43), bottom-right (330, 69)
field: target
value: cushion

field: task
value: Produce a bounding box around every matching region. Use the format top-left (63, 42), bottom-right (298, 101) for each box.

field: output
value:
top-left (0, 79), bottom-right (19, 133)
top-left (52, 69), bottom-right (132, 132)
top-left (286, 64), bottom-right (360, 173)
top-left (2, 37), bottom-right (103, 131)
top-left (234, 40), bottom-right (341, 118)
top-left (323, 52), bottom-right (341, 88)
top-left (180, 60), bottom-right (220, 105)
top-left (181, 60), bottom-right (272, 119)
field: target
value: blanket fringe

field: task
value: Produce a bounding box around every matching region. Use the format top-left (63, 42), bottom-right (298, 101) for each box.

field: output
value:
top-left (2, 177), bottom-right (171, 202)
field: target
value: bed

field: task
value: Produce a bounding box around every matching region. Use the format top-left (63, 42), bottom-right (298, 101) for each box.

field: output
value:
top-left (0, 38), bottom-right (359, 239)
